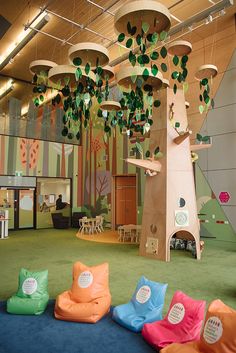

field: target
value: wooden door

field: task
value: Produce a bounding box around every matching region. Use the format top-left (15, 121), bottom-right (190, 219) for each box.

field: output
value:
top-left (115, 176), bottom-right (136, 226)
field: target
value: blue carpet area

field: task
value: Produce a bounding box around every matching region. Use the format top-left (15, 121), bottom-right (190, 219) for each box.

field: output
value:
top-left (0, 301), bottom-right (156, 353)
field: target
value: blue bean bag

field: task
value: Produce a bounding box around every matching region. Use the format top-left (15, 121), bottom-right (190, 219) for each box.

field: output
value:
top-left (112, 276), bottom-right (168, 332)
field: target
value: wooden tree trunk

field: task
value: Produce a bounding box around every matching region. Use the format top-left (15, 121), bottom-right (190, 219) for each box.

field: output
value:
top-left (94, 152), bottom-right (97, 206)
top-left (112, 129), bottom-right (117, 176)
top-left (84, 129), bottom-right (90, 205)
top-left (77, 146), bottom-right (83, 207)
top-left (89, 121), bottom-right (92, 206)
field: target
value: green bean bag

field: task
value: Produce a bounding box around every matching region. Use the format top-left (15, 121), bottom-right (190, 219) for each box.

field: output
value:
top-left (7, 268), bottom-right (49, 315)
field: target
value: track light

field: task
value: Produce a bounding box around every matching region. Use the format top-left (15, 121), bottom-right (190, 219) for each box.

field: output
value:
top-left (205, 14), bottom-right (213, 24)
top-left (0, 11), bottom-right (50, 71)
top-left (0, 79), bottom-right (14, 100)
top-left (219, 8), bottom-right (226, 16)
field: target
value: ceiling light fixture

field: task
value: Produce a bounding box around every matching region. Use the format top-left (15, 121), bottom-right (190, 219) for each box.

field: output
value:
top-left (0, 11), bottom-right (50, 71)
top-left (170, 14), bottom-right (182, 23)
top-left (205, 14), bottom-right (213, 24)
top-left (0, 79), bottom-right (14, 100)
top-left (219, 8), bottom-right (226, 16)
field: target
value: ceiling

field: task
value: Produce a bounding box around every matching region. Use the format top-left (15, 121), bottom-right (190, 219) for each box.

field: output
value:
top-left (0, 0), bottom-right (235, 126)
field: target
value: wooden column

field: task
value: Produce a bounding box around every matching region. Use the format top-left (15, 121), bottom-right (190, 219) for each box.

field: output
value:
top-left (139, 88), bottom-right (200, 261)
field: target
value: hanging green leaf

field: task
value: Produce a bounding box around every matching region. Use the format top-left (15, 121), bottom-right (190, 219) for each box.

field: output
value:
top-left (182, 68), bottom-right (188, 79)
top-left (129, 51), bottom-right (136, 66)
top-left (142, 68), bottom-right (149, 81)
top-left (142, 22), bottom-right (150, 33)
top-left (34, 97), bottom-right (39, 106)
top-left (76, 131), bottom-right (80, 140)
top-left (127, 21), bottom-right (132, 34)
top-left (67, 132), bottom-right (74, 140)
top-left (181, 55), bottom-right (188, 64)
top-left (177, 73), bottom-right (183, 83)
top-left (135, 142), bottom-right (143, 155)
top-left (97, 109), bottom-right (103, 117)
top-left (130, 26), bottom-right (137, 36)
top-left (62, 115), bottom-right (68, 124)
top-left (160, 31), bottom-right (168, 41)
top-left (171, 71), bottom-right (179, 79)
top-left (73, 57), bottom-right (82, 66)
top-left (136, 34), bottom-right (142, 46)
top-left (154, 100), bottom-right (161, 107)
top-left (104, 125), bottom-right (111, 133)
top-left (196, 133), bottom-right (203, 141)
top-left (147, 33), bottom-right (153, 42)
top-left (201, 78), bottom-right (208, 86)
top-left (150, 51), bottom-right (159, 60)
top-left (61, 126), bottom-right (68, 136)
top-left (84, 119), bottom-right (88, 128)
top-left (202, 135), bottom-right (210, 142)
top-left (173, 83), bottom-right (177, 94)
top-left (85, 63), bottom-right (90, 75)
top-left (118, 33), bottom-right (125, 42)
top-left (161, 63), bottom-right (167, 72)
top-left (145, 150), bottom-right (151, 158)
top-left (175, 122), bottom-right (180, 128)
top-left (75, 67), bottom-right (82, 81)
top-left (173, 55), bottom-right (179, 66)
top-left (198, 105), bottom-right (204, 114)
top-left (154, 146), bottom-right (160, 155)
top-left (62, 85), bottom-right (70, 97)
top-left (55, 93), bottom-right (61, 104)
top-left (204, 95), bottom-right (210, 104)
top-left (151, 64), bottom-right (158, 76)
top-left (160, 46), bottom-right (167, 58)
top-left (151, 32), bottom-right (158, 44)
top-left (39, 94), bottom-right (44, 102)
top-left (211, 98), bottom-right (215, 109)
top-left (126, 38), bottom-right (133, 48)
top-left (144, 84), bottom-right (152, 92)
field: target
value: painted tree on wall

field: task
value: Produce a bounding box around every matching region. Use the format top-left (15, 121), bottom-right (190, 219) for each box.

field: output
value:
top-left (53, 143), bottom-right (73, 177)
top-left (0, 135), bottom-right (5, 174)
top-left (91, 136), bottom-right (103, 206)
top-left (20, 138), bottom-right (40, 175)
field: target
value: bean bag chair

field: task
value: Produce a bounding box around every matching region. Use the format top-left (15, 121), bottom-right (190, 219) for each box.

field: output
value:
top-left (7, 268), bottom-right (49, 315)
top-left (54, 261), bottom-right (111, 323)
top-left (160, 299), bottom-right (236, 353)
top-left (142, 290), bottom-right (206, 348)
top-left (112, 276), bottom-right (168, 332)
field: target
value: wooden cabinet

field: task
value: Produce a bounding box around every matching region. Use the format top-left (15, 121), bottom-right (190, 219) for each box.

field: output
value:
top-left (114, 176), bottom-right (136, 226)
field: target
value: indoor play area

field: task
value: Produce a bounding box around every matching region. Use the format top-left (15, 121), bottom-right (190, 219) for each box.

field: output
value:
top-left (0, 0), bottom-right (236, 352)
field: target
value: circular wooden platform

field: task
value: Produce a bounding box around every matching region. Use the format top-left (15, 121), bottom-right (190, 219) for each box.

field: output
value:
top-left (48, 65), bottom-right (96, 86)
top-left (195, 64), bottom-right (218, 80)
top-left (76, 230), bottom-right (138, 244)
top-left (116, 66), bottom-right (163, 89)
top-left (100, 100), bottom-right (121, 111)
top-left (168, 40), bottom-right (192, 56)
top-left (29, 60), bottom-right (57, 75)
top-left (68, 42), bottom-right (109, 69)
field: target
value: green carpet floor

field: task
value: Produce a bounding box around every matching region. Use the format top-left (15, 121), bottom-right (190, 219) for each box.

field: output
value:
top-left (0, 229), bottom-right (236, 313)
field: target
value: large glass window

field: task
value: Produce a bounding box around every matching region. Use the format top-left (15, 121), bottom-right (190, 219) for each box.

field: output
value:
top-left (36, 178), bottom-right (71, 228)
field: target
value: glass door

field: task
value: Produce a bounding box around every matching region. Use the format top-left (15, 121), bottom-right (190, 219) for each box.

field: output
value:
top-left (18, 189), bottom-right (34, 229)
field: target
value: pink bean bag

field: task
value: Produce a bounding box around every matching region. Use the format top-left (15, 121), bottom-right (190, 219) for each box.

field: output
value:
top-left (142, 291), bottom-right (206, 349)
top-left (160, 299), bottom-right (236, 353)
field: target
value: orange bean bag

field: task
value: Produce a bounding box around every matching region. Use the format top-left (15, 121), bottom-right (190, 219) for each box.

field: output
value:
top-left (54, 262), bottom-right (111, 323)
top-left (161, 299), bottom-right (236, 353)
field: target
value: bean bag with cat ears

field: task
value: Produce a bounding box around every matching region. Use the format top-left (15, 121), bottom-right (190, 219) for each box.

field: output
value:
top-left (7, 268), bottom-right (49, 315)
top-left (142, 290), bottom-right (206, 348)
top-left (160, 299), bottom-right (236, 353)
top-left (112, 276), bottom-right (168, 332)
top-left (54, 261), bottom-right (111, 323)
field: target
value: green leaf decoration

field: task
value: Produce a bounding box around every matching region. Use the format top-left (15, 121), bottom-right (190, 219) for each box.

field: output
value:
top-left (67, 132), bottom-right (74, 140)
top-left (173, 83), bottom-right (177, 94)
top-left (131, 74), bottom-right (137, 83)
top-left (61, 126), bottom-right (68, 137)
top-left (204, 96), bottom-right (210, 104)
top-left (77, 82), bottom-right (84, 93)
top-left (118, 33), bottom-right (125, 42)
top-left (177, 73), bottom-right (183, 83)
top-left (39, 94), bottom-right (44, 102)
top-left (76, 131), bottom-right (80, 140)
top-left (154, 100), bottom-right (161, 107)
top-left (196, 133), bottom-right (202, 141)
top-left (154, 146), bottom-right (160, 155)
top-left (34, 97), bottom-right (39, 107)
top-left (161, 63), bottom-right (167, 72)
top-left (150, 51), bottom-right (159, 60)
top-left (136, 34), bottom-right (142, 46)
top-left (55, 93), bottom-right (61, 104)
top-left (173, 55), bottom-right (179, 66)
top-left (129, 51), bottom-right (136, 66)
top-left (198, 105), bottom-right (204, 114)
top-left (137, 54), bottom-right (149, 65)
top-left (97, 96), bottom-right (102, 104)
top-left (126, 38), bottom-right (133, 48)
top-left (104, 125), bottom-right (111, 133)
top-left (151, 64), bottom-right (158, 76)
top-left (75, 67), bottom-right (82, 81)
top-left (84, 119), bottom-right (88, 128)
top-left (97, 109), bottom-right (103, 117)
top-left (155, 151), bottom-right (163, 159)
top-left (130, 26), bottom-right (137, 36)
top-left (147, 33), bottom-right (153, 42)
top-left (144, 84), bottom-right (153, 92)
top-left (199, 94), bottom-right (203, 102)
top-left (211, 98), bottom-right (215, 109)
top-left (73, 57), bottom-right (82, 66)
top-left (151, 32), bottom-right (158, 44)
top-left (201, 78), bottom-right (208, 86)
top-left (181, 55), bottom-right (188, 64)
top-left (171, 71), bottom-right (179, 79)
top-left (85, 63), bottom-right (90, 75)
top-left (127, 21), bottom-right (132, 34)
top-left (160, 46), bottom-right (167, 58)
top-left (182, 68), bottom-right (188, 79)
top-left (142, 68), bottom-right (149, 81)
top-left (62, 86), bottom-right (70, 97)
top-left (97, 79), bottom-right (103, 87)
top-left (202, 135), bottom-right (210, 142)
top-left (160, 31), bottom-right (168, 41)
top-left (62, 115), bottom-right (68, 124)
top-left (96, 66), bottom-right (103, 75)
top-left (175, 122), bottom-right (180, 128)
top-left (135, 142), bottom-right (143, 155)
top-left (145, 150), bottom-right (151, 158)
top-left (33, 74), bottom-right (38, 83)
top-left (142, 22), bottom-right (150, 33)
top-left (183, 82), bottom-right (189, 93)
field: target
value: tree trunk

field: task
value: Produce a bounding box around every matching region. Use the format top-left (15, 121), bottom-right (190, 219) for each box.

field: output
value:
top-left (123, 134), bottom-right (128, 174)
top-left (77, 146), bottom-right (83, 207)
top-left (105, 138), bottom-right (111, 204)
top-left (112, 129), bottom-right (117, 176)
top-left (42, 141), bottom-right (49, 176)
top-left (61, 144), bottom-right (66, 177)
top-left (89, 121), bottom-right (92, 206)
top-left (0, 135), bottom-right (5, 174)
top-left (84, 129), bottom-right (90, 205)
top-left (94, 152), bottom-right (97, 206)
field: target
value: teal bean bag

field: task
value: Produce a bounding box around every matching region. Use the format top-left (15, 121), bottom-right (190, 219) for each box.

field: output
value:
top-left (7, 268), bottom-right (49, 315)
